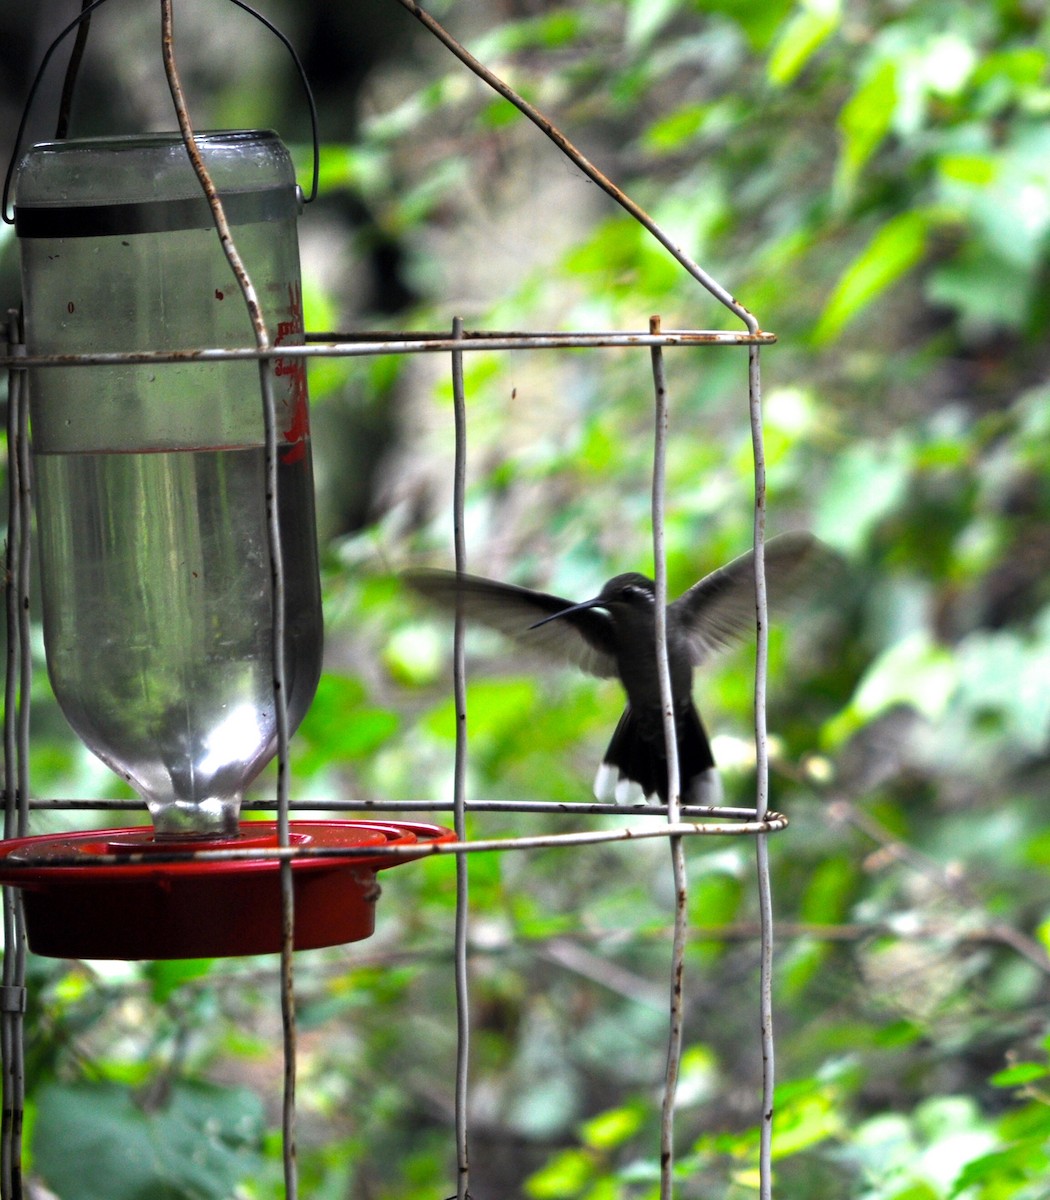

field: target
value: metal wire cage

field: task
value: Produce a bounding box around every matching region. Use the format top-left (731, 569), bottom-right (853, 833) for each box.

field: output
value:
top-left (0, 2), bottom-right (787, 1198)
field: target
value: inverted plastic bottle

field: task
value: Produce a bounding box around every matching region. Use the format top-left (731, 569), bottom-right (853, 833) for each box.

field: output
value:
top-left (14, 130), bottom-right (323, 839)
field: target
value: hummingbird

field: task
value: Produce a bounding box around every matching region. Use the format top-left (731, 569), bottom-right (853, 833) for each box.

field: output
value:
top-left (403, 531), bottom-right (824, 806)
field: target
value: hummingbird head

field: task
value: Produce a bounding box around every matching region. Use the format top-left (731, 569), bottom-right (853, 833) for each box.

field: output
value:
top-left (596, 573), bottom-right (657, 608)
top-left (528, 572), bottom-right (656, 629)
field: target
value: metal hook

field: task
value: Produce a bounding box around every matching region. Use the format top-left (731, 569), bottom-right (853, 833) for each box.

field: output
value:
top-left (1, 0), bottom-right (113, 224)
top-left (223, 0), bottom-right (320, 204)
top-left (2, 0), bottom-right (320, 224)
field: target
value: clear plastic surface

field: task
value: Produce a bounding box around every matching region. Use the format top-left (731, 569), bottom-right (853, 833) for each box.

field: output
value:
top-left (16, 131), bottom-right (322, 838)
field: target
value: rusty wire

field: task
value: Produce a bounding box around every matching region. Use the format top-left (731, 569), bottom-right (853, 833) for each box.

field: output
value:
top-left (748, 343), bottom-right (776, 1198)
top-left (0, 817), bottom-right (789, 872)
top-left (450, 317), bottom-right (472, 1200)
top-left (22, 796), bottom-right (774, 818)
top-left (0, 330), bottom-right (771, 373)
top-left (1, 310), bottom-right (29, 1200)
top-left (649, 317), bottom-right (689, 1198)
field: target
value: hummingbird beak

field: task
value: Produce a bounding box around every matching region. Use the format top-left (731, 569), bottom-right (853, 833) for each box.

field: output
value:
top-left (529, 597), bottom-right (605, 629)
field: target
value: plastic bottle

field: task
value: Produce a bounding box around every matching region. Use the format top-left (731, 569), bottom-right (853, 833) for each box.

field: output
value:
top-left (15, 130), bottom-right (322, 838)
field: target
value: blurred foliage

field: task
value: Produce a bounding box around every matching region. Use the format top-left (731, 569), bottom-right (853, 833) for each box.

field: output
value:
top-left (2, 0), bottom-right (1050, 1197)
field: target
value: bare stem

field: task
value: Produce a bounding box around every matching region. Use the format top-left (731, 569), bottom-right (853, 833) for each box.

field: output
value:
top-left (391, 0), bottom-right (760, 334)
top-left (160, 5), bottom-right (296, 1197)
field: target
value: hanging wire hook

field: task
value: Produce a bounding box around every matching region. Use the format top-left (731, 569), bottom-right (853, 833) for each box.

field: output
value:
top-left (0, 0), bottom-right (113, 223)
top-left (1, 0), bottom-right (320, 224)
top-left (55, 0), bottom-right (98, 140)
top-left (223, 0), bottom-right (320, 203)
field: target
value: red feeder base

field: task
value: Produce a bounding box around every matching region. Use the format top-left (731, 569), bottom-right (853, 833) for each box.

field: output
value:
top-left (0, 820), bottom-right (455, 960)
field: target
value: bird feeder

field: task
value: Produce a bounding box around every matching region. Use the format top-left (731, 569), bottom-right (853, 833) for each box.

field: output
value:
top-left (0, 129), bottom-right (452, 959)
top-left (0, 6), bottom-right (796, 1200)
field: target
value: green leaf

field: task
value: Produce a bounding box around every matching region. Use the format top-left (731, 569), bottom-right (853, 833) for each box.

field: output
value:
top-left (33, 1081), bottom-right (264, 1200)
top-left (526, 1148), bottom-right (595, 1199)
top-left (937, 152), bottom-right (997, 186)
top-left (478, 97), bottom-right (524, 130)
top-left (424, 677), bottom-right (540, 746)
top-left (476, 9), bottom-right (585, 54)
top-left (813, 437), bottom-right (911, 554)
top-left (626, 0), bottom-right (683, 49)
top-left (383, 623), bottom-right (445, 686)
top-left (642, 103), bottom-right (709, 155)
top-left (990, 1062), bottom-right (1050, 1087)
top-left (834, 56), bottom-right (898, 200)
top-left (951, 1141), bottom-right (1050, 1197)
top-left (699, 0), bottom-right (795, 51)
top-left (689, 870), bottom-right (744, 932)
top-left (799, 855), bottom-right (857, 923)
top-left (313, 143), bottom-right (388, 197)
top-left (813, 210), bottom-right (933, 344)
top-left (824, 631), bottom-right (957, 750)
top-left (771, 1089), bottom-right (844, 1158)
top-left (579, 1102), bottom-right (646, 1150)
top-left (767, 0), bottom-right (841, 87)
top-left (779, 938), bottom-right (830, 1000)
top-left (294, 673), bottom-right (400, 771)
top-left (853, 632), bottom-right (957, 721)
top-left (143, 958), bottom-right (215, 1005)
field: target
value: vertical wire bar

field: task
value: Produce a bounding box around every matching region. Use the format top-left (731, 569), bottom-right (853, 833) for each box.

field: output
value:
top-left (10, 311), bottom-right (31, 1200)
top-left (1, 311), bottom-right (28, 1200)
top-left (748, 344), bottom-right (775, 1198)
top-left (159, 6), bottom-right (297, 1196)
top-left (650, 316), bottom-right (688, 1200)
top-left (450, 317), bottom-right (471, 1199)
top-left (1, 335), bottom-right (19, 1200)
top-left (13, 323), bottom-right (31, 846)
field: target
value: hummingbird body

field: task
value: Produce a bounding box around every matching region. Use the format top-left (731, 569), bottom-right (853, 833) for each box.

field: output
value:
top-left (404, 532), bottom-right (822, 806)
top-left (570, 572), bottom-right (717, 805)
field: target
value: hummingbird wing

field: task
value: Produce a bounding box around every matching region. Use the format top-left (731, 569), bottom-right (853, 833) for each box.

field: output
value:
top-left (403, 569), bottom-right (620, 678)
top-left (668, 531), bottom-right (826, 667)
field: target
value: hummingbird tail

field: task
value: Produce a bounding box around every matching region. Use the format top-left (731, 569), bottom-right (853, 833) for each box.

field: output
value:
top-left (593, 701), bottom-right (719, 806)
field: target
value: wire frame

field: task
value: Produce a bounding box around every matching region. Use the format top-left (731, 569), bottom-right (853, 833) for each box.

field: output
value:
top-left (0, 3), bottom-right (784, 1198)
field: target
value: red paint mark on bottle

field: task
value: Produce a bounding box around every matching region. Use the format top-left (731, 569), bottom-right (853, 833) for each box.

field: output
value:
top-left (66, 301), bottom-right (75, 314)
top-left (215, 289), bottom-right (224, 300)
top-left (274, 280), bottom-right (310, 462)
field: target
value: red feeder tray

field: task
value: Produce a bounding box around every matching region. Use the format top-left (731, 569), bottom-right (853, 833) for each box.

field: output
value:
top-left (0, 820), bottom-right (456, 960)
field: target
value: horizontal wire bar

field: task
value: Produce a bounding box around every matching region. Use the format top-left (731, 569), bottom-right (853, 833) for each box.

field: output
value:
top-left (24, 796), bottom-right (775, 820)
top-left (302, 329), bottom-right (777, 346)
top-left (0, 816), bottom-right (788, 870)
top-left (0, 329), bottom-right (775, 370)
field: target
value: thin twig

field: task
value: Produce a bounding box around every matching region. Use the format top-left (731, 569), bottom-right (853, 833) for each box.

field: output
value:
top-left (159, 5), bottom-right (296, 1197)
top-left (539, 938), bottom-right (668, 1010)
top-left (830, 798), bottom-right (1050, 975)
top-left (391, 0), bottom-right (760, 334)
